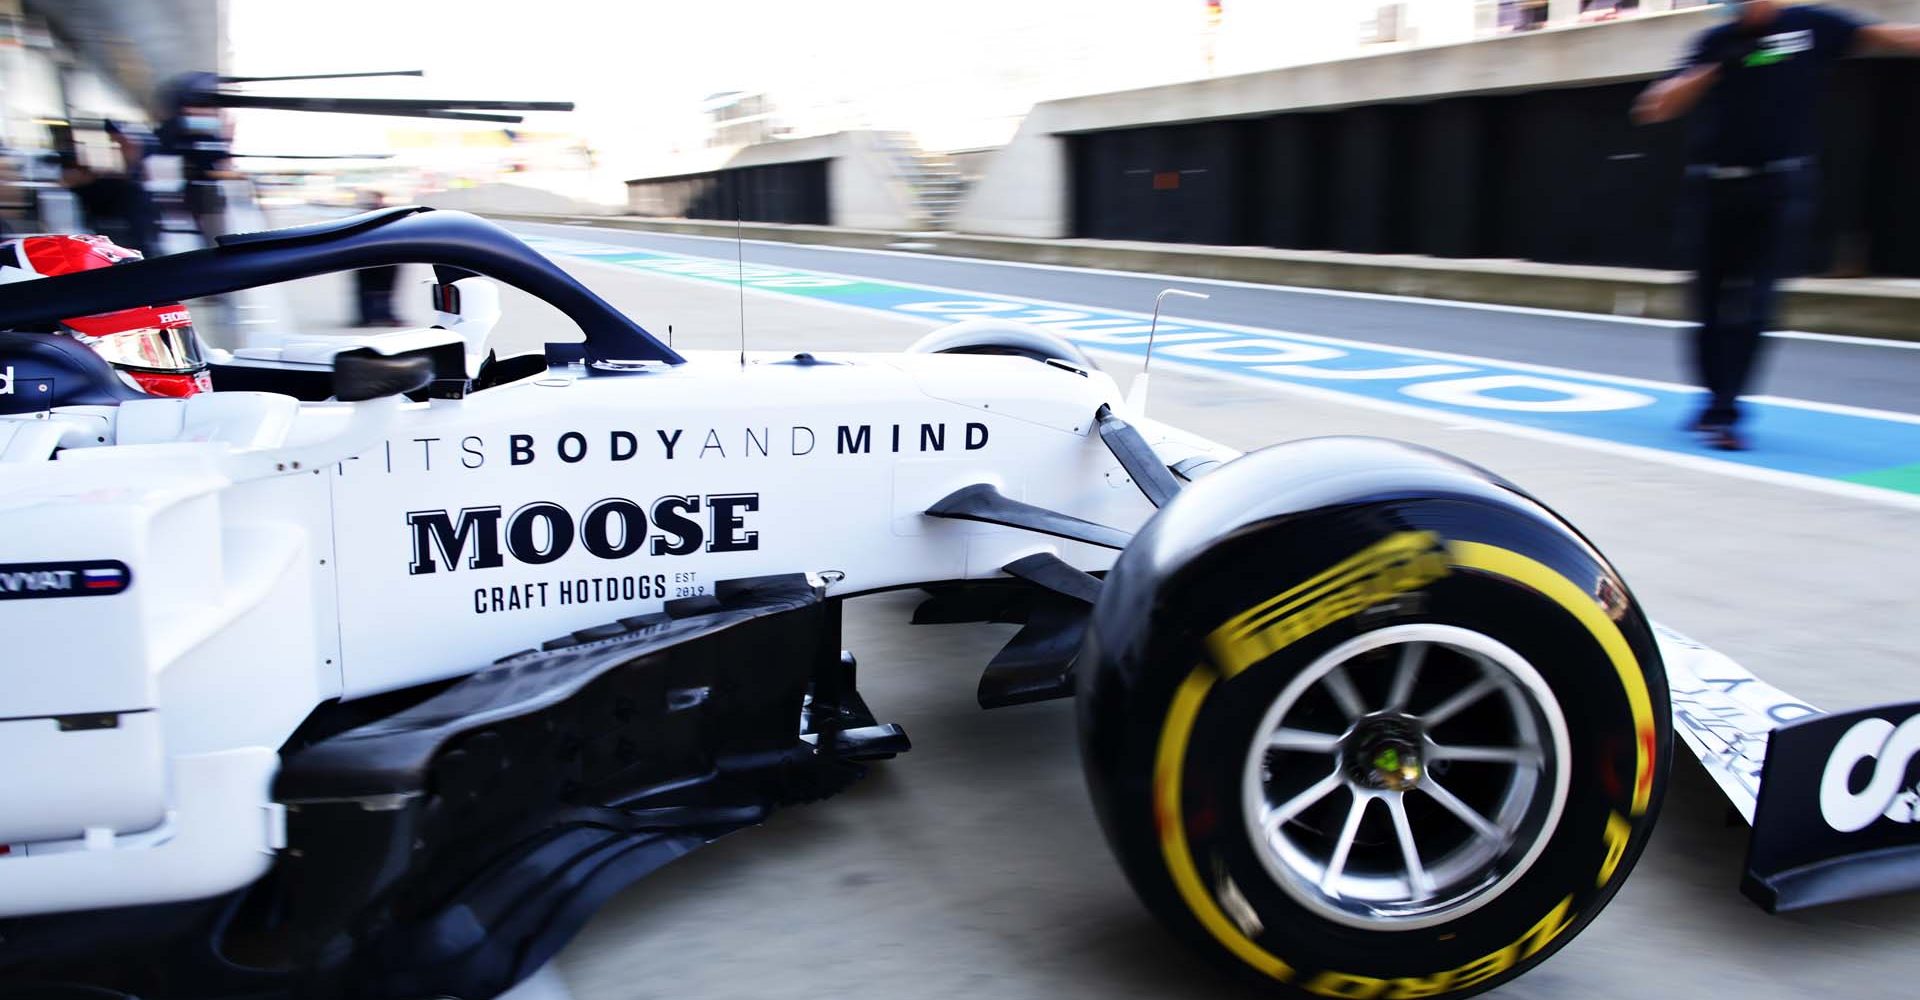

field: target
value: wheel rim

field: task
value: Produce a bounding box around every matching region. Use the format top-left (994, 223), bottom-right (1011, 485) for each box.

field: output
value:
top-left (1238, 624), bottom-right (1571, 931)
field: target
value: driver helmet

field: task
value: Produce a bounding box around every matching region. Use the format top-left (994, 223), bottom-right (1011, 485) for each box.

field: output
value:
top-left (0, 234), bottom-right (210, 397)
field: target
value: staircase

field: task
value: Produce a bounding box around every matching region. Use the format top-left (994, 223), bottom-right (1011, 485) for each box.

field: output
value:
top-left (875, 131), bottom-right (969, 231)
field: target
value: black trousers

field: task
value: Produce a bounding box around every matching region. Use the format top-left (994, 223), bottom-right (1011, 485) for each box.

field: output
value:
top-left (355, 266), bottom-right (400, 325)
top-left (1686, 169), bottom-right (1814, 427)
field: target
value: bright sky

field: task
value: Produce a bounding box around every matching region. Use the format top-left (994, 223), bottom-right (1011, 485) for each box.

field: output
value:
top-left (226, 1), bottom-right (1447, 174)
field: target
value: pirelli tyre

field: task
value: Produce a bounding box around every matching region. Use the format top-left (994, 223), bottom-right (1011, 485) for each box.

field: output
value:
top-left (1078, 437), bottom-right (1670, 999)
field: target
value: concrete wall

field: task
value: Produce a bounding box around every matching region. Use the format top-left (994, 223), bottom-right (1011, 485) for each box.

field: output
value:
top-left (0, 3), bottom-right (154, 154)
top-left (625, 130), bottom-right (923, 230)
top-left (29, 0), bottom-right (224, 111)
top-left (829, 132), bottom-right (921, 230)
top-left (956, 0), bottom-right (1920, 238)
top-left (421, 182), bottom-right (615, 217)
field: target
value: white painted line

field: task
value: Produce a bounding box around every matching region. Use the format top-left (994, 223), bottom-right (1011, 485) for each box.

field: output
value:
top-left (1094, 347), bottom-right (1920, 513)
top-left (1768, 329), bottom-right (1920, 350)
top-left (520, 222), bottom-right (1694, 329)
top-left (1746, 394), bottom-right (1920, 425)
top-left (523, 221), bottom-right (1920, 352)
top-left (543, 240), bottom-right (1920, 511)
top-left (546, 234), bottom-right (1920, 425)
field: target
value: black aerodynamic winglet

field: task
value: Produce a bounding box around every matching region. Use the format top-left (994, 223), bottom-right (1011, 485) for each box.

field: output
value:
top-left (1096, 405), bottom-right (1183, 508)
top-left (1171, 455), bottom-right (1224, 481)
top-left (974, 555), bottom-right (1103, 709)
top-left (925, 484), bottom-right (1132, 550)
top-left (976, 603), bottom-right (1088, 709)
top-left (1002, 552), bottom-right (1103, 605)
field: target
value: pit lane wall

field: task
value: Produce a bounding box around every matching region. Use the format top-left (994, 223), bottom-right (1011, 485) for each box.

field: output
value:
top-left (478, 212), bottom-right (1920, 342)
top-left (532, 0), bottom-right (1920, 337)
top-left (622, 131), bottom-right (922, 231)
top-left (962, 0), bottom-right (1920, 279)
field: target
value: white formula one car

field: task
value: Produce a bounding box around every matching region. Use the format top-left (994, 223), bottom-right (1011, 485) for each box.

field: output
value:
top-left (0, 209), bottom-right (1915, 999)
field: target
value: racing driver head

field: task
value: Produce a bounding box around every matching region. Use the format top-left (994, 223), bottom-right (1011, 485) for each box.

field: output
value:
top-left (0, 234), bottom-right (211, 397)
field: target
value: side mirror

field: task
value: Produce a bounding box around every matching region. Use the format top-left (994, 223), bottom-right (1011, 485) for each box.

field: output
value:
top-left (332, 349), bottom-right (434, 402)
top-left (430, 275), bottom-right (504, 378)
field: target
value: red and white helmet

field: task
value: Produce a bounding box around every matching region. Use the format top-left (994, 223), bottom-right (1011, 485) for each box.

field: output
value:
top-left (0, 234), bottom-right (210, 398)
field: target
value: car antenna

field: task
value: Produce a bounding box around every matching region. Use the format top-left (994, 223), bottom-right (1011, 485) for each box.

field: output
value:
top-left (1128, 288), bottom-right (1209, 416)
top-left (736, 205), bottom-right (747, 369)
top-left (668, 324), bottom-right (673, 349)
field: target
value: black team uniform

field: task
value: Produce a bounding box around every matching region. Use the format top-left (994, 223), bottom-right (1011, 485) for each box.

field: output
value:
top-left (1673, 5), bottom-right (1866, 448)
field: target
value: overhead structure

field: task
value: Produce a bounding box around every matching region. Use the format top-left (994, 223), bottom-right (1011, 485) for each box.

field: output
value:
top-left (162, 71), bottom-right (575, 126)
top-left (24, 0), bottom-right (222, 115)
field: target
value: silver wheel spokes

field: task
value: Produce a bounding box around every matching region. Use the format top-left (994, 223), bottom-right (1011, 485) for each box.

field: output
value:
top-left (1259, 643), bottom-right (1527, 881)
top-left (1322, 666), bottom-right (1367, 719)
top-left (1242, 627), bottom-right (1571, 930)
top-left (1384, 792), bottom-right (1434, 898)
top-left (1385, 642), bottom-right (1422, 711)
top-left (1264, 770), bottom-right (1344, 833)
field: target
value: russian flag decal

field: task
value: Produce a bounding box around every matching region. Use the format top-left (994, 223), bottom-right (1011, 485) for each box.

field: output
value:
top-left (0, 560), bottom-right (132, 600)
top-left (82, 566), bottom-right (125, 590)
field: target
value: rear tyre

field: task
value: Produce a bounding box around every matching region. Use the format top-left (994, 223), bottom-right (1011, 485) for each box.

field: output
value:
top-left (1078, 440), bottom-right (1669, 998)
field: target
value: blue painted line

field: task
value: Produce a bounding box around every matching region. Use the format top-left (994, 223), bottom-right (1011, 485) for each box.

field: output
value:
top-left (520, 234), bottom-right (1920, 498)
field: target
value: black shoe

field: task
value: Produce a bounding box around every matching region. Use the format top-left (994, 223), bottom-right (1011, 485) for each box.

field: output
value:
top-left (1687, 408), bottom-right (1733, 433)
top-left (1702, 426), bottom-right (1747, 451)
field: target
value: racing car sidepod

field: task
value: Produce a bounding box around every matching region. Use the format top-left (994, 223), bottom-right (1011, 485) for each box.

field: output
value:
top-left (0, 424), bottom-right (325, 916)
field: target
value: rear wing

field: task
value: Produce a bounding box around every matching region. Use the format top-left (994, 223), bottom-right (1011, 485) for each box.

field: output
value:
top-left (1656, 627), bottom-right (1920, 912)
top-left (0, 207), bottom-right (683, 369)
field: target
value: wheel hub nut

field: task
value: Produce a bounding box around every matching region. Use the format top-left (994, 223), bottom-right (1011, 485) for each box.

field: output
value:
top-left (1344, 719), bottom-right (1424, 791)
top-left (1369, 744), bottom-right (1423, 791)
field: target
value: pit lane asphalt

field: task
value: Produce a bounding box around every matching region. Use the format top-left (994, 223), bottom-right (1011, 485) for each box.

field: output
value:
top-left (506, 220), bottom-right (1920, 417)
top-left (445, 248), bottom-right (1920, 1000)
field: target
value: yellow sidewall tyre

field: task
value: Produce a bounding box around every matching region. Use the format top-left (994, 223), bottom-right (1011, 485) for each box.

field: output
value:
top-left (1078, 439), bottom-right (1670, 999)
